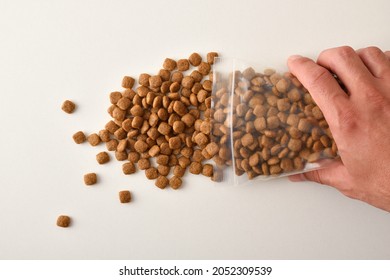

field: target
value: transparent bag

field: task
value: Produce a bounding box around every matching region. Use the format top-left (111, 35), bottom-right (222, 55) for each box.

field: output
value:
top-left (210, 58), bottom-right (339, 185)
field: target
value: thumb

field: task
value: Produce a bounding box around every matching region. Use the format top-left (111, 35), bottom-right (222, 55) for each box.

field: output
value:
top-left (288, 160), bottom-right (348, 189)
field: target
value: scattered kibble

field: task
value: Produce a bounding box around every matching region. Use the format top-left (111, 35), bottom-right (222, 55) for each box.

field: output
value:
top-left (84, 173), bottom-right (97, 185)
top-left (56, 215), bottom-right (71, 227)
top-left (61, 100), bottom-right (76, 114)
top-left (96, 151), bottom-right (110, 164)
top-left (72, 131), bottom-right (86, 144)
top-left (119, 190), bottom-right (131, 203)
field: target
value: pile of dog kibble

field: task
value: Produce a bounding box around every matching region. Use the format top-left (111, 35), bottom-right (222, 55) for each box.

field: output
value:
top-left (59, 52), bottom-right (218, 227)
top-left (59, 52), bottom-right (338, 228)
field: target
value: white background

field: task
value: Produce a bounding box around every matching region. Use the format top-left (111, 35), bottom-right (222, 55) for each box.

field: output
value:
top-left (0, 0), bottom-right (389, 259)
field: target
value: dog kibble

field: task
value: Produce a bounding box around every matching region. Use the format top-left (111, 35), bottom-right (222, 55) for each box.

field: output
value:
top-left (145, 167), bottom-right (159, 180)
top-left (189, 162), bottom-right (202, 174)
top-left (84, 173), bottom-right (97, 185)
top-left (87, 133), bottom-right (101, 146)
top-left (170, 176), bottom-right (182, 189)
top-left (189, 53), bottom-right (202, 66)
top-left (122, 162), bottom-right (136, 175)
top-left (155, 176), bottom-right (169, 189)
top-left (122, 76), bottom-right (135, 89)
top-left (96, 151), bottom-right (110, 164)
top-left (73, 131), bottom-right (86, 144)
top-left (119, 190), bottom-right (131, 203)
top-left (163, 58), bottom-right (177, 71)
top-left (57, 215), bottom-right (71, 227)
top-left (62, 100), bottom-right (76, 114)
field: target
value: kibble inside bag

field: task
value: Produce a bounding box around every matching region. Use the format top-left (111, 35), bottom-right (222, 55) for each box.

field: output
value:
top-left (210, 58), bottom-right (339, 185)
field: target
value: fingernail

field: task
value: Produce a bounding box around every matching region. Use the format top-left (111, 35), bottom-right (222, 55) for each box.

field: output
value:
top-left (288, 174), bottom-right (306, 182)
top-left (288, 55), bottom-right (302, 62)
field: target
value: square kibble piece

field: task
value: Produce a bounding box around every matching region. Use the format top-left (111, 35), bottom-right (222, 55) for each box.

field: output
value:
top-left (84, 173), bottom-right (97, 185)
top-left (61, 100), bottom-right (76, 114)
top-left (56, 215), bottom-right (71, 227)
top-left (119, 190), bottom-right (131, 203)
top-left (73, 131), bottom-right (86, 144)
top-left (96, 152), bottom-right (110, 164)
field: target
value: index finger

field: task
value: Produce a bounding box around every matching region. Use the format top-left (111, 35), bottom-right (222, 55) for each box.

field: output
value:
top-left (287, 55), bottom-right (349, 129)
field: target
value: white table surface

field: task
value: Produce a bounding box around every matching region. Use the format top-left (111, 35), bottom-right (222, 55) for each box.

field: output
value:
top-left (1, 0), bottom-right (389, 259)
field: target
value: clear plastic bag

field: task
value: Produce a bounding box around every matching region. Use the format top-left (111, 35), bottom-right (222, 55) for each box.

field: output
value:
top-left (210, 58), bottom-right (339, 185)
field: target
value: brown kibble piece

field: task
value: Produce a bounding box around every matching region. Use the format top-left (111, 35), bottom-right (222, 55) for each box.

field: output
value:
top-left (155, 176), bottom-right (169, 189)
top-left (149, 75), bottom-right (162, 88)
top-left (182, 76), bottom-right (195, 89)
top-left (73, 131), bottom-right (86, 144)
top-left (139, 73), bottom-right (151, 86)
top-left (145, 167), bottom-right (159, 179)
top-left (122, 76), bottom-right (135, 89)
top-left (96, 151), bottom-right (110, 164)
top-left (99, 129), bottom-right (110, 142)
top-left (158, 165), bottom-right (170, 176)
top-left (169, 136), bottom-right (181, 149)
top-left (87, 133), bottom-right (101, 146)
top-left (207, 52), bottom-right (218, 64)
top-left (170, 176), bottom-right (182, 189)
top-left (205, 142), bottom-right (219, 157)
top-left (194, 133), bottom-right (209, 146)
top-left (189, 162), bottom-right (202, 174)
top-left (122, 162), bottom-right (136, 174)
top-left (84, 173), bottom-right (97, 185)
top-left (163, 58), bottom-right (177, 71)
top-left (198, 62), bottom-right (211, 75)
top-left (128, 152), bottom-right (140, 163)
top-left (189, 52), bottom-right (202, 66)
top-left (202, 164), bottom-right (214, 177)
top-left (211, 169), bottom-right (223, 182)
top-left (106, 139), bottom-right (118, 151)
top-left (134, 140), bottom-right (148, 153)
top-left (177, 59), bottom-right (190, 71)
top-left (61, 100), bottom-right (76, 114)
top-left (173, 165), bottom-right (186, 177)
top-left (119, 190), bottom-right (131, 203)
top-left (56, 215), bottom-right (71, 228)
top-left (137, 158), bottom-right (150, 170)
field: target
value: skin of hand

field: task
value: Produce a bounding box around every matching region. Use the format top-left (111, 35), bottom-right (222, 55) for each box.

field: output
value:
top-left (287, 46), bottom-right (390, 212)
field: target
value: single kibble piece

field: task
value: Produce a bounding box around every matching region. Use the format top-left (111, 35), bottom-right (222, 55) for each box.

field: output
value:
top-left (155, 176), bottom-right (169, 189)
top-left (170, 176), bottom-right (182, 190)
top-left (122, 76), bottom-right (135, 89)
top-left (189, 52), bottom-right (202, 66)
top-left (119, 190), bottom-right (131, 203)
top-left (96, 151), bottom-right (110, 164)
top-left (99, 129), bottom-right (110, 142)
top-left (198, 62), bottom-right (211, 75)
top-left (173, 165), bottom-right (186, 177)
top-left (61, 100), bottom-right (76, 114)
top-left (177, 59), bottom-right (190, 71)
top-left (87, 133), bottom-right (101, 146)
top-left (189, 162), bottom-right (202, 174)
top-left (56, 215), bottom-right (71, 228)
top-left (137, 158), bottom-right (151, 170)
top-left (202, 164), bottom-right (214, 177)
top-left (145, 167), bottom-right (159, 179)
top-left (73, 131), bottom-right (86, 144)
top-left (84, 173), bottom-right (97, 185)
top-left (207, 52), bottom-right (218, 64)
top-left (149, 75), bottom-right (163, 88)
top-left (122, 162), bottom-right (136, 174)
top-left (163, 58), bottom-right (177, 71)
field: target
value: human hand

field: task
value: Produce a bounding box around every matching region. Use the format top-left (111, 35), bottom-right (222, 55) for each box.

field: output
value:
top-left (287, 46), bottom-right (390, 212)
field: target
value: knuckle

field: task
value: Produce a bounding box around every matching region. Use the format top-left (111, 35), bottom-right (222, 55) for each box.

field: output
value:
top-left (365, 46), bottom-right (383, 57)
top-left (335, 46), bottom-right (356, 60)
top-left (306, 66), bottom-right (330, 89)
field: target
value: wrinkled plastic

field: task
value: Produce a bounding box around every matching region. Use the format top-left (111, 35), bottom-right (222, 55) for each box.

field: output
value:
top-left (210, 58), bottom-right (339, 185)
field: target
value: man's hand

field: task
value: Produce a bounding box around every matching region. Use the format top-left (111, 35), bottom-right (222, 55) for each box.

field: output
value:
top-left (288, 46), bottom-right (390, 212)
